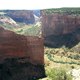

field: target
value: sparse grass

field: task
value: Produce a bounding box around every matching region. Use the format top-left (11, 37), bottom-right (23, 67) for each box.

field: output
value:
top-left (13, 22), bottom-right (41, 36)
top-left (71, 42), bottom-right (80, 53)
top-left (45, 47), bottom-right (80, 65)
top-left (39, 47), bottom-right (80, 80)
top-left (0, 21), bottom-right (41, 37)
top-left (68, 54), bottom-right (80, 60)
top-left (44, 8), bottom-right (80, 15)
top-left (0, 23), bottom-right (15, 30)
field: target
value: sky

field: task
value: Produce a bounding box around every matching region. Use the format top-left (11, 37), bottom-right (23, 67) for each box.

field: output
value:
top-left (0, 0), bottom-right (80, 10)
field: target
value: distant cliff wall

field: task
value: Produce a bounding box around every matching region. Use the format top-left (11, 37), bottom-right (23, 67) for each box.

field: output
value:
top-left (41, 12), bottom-right (80, 47)
top-left (5, 10), bottom-right (35, 24)
top-left (41, 13), bottom-right (80, 36)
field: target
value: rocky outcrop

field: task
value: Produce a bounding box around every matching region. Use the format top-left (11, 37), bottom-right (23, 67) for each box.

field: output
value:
top-left (41, 13), bottom-right (80, 36)
top-left (0, 15), bottom-right (19, 27)
top-left (0, 27), bottom-right (44, 65)
top-left (0, 27), bottom-right (45, 80)
top-left (5, 10), bottom-right (35, 24)
top-left (41, 12), bottom-right (80, 47)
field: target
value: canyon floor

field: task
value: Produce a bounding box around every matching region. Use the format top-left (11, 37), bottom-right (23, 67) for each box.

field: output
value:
top-left (39, 46), bottom-right (80, 80)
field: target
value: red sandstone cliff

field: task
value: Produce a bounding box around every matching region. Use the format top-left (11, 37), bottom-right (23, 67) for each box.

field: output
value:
top-left (41, 11), bottom-right (80, 47)
top-left (0, 27), bottom-right (44, 64)
top-left (6, 10), bottom-right (35, 24)
top-left (41, 13), bottom-right (80, 37)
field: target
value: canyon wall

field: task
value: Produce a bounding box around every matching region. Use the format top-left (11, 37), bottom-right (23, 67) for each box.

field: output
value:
top-left (5, 10), bottom-right (35, 24)
top-left (41, 13), bottom-right (80, 36)
top-left (41, 12), bottom-right (80, 47)
top-left (0, 27), bottom-right (44, 65)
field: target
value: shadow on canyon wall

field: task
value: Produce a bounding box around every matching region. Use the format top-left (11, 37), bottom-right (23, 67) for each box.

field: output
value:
top-left (0, 27), bottom-right (46, 80)
top-left (44, 28), bottom-right (80, 48)
top-left (0, 59), bottom-right (46, 80)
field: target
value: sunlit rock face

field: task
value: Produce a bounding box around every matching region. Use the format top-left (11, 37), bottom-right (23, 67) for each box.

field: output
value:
top-left (5, 10), bottom-right (35, 24)
top-left (0, 27), bottom-right (46, 80)
top-left (0, 27), bottom-right (44, 65)
top-left (41, 12), bottom-right (80, 48)
top-left (41, 13), bottom-right (80, 36)
top-left (0, 15), bottom-right (19, 27)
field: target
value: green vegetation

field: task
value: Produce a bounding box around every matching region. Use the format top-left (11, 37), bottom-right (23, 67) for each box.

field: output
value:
top-left (0, 21), bottom-right (41, 37)
top-left (44, 8), bottom-right (80, 15)
top-left (46, 68), bottom-right (72, 80)
top-left (71, 42), bottom-right (80, 53)
top-left (39, 46), bottom-right (80, 80)
top-left (68, 54), bottom-right (80, 60)
top-left (13, 22), bottom-right (41, 36)
top-left (0, 23), bottom-right (15, 30)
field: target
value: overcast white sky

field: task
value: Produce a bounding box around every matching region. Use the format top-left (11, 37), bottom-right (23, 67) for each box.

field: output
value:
top-left (0, 0), bottom-right (80, 10)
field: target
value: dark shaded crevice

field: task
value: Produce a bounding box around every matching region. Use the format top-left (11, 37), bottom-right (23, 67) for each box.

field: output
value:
top-left (0, 58), bottom-right (46, 80)
top-left (44, 31), bottom-right (80, 48)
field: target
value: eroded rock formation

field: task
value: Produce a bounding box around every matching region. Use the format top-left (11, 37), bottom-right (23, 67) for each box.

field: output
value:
top-left (41, 12), bottom-right (80, 47)
top-left (0, 27), bottom-right (45, 80)
top-left (5, 10), bottom-right (35, 24)
top-left (0, 27), bottom-right (44, 65)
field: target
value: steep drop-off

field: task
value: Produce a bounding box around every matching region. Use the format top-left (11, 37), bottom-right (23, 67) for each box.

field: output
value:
top-left (0, 26), bottom-right (45, 80)
top-left (41, 12), bottom-right (80, 48)
top-left (5, 10), bottom-right (35, 24)
top-left (0, 27), bottom-right (44, 64)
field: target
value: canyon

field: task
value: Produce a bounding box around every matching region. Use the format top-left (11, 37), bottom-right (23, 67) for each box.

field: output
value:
top-left (41, 12), bottom-right (80, 48)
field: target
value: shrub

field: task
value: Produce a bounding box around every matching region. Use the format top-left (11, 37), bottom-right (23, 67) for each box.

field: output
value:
top-left (46, 68), bottom-right (72, 80)
top-left (68, 54), bottom-right (80, 60)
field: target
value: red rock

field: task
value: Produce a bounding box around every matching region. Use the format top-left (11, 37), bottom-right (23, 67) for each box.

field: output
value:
top-left (41, 13), bottom-right (80, 37)
top-left (41, 12), bottom-right (80, 47)
top-left (6, 10), bottom-right (35, 24)
top-left (0, 27), bottom-right (44, 65)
